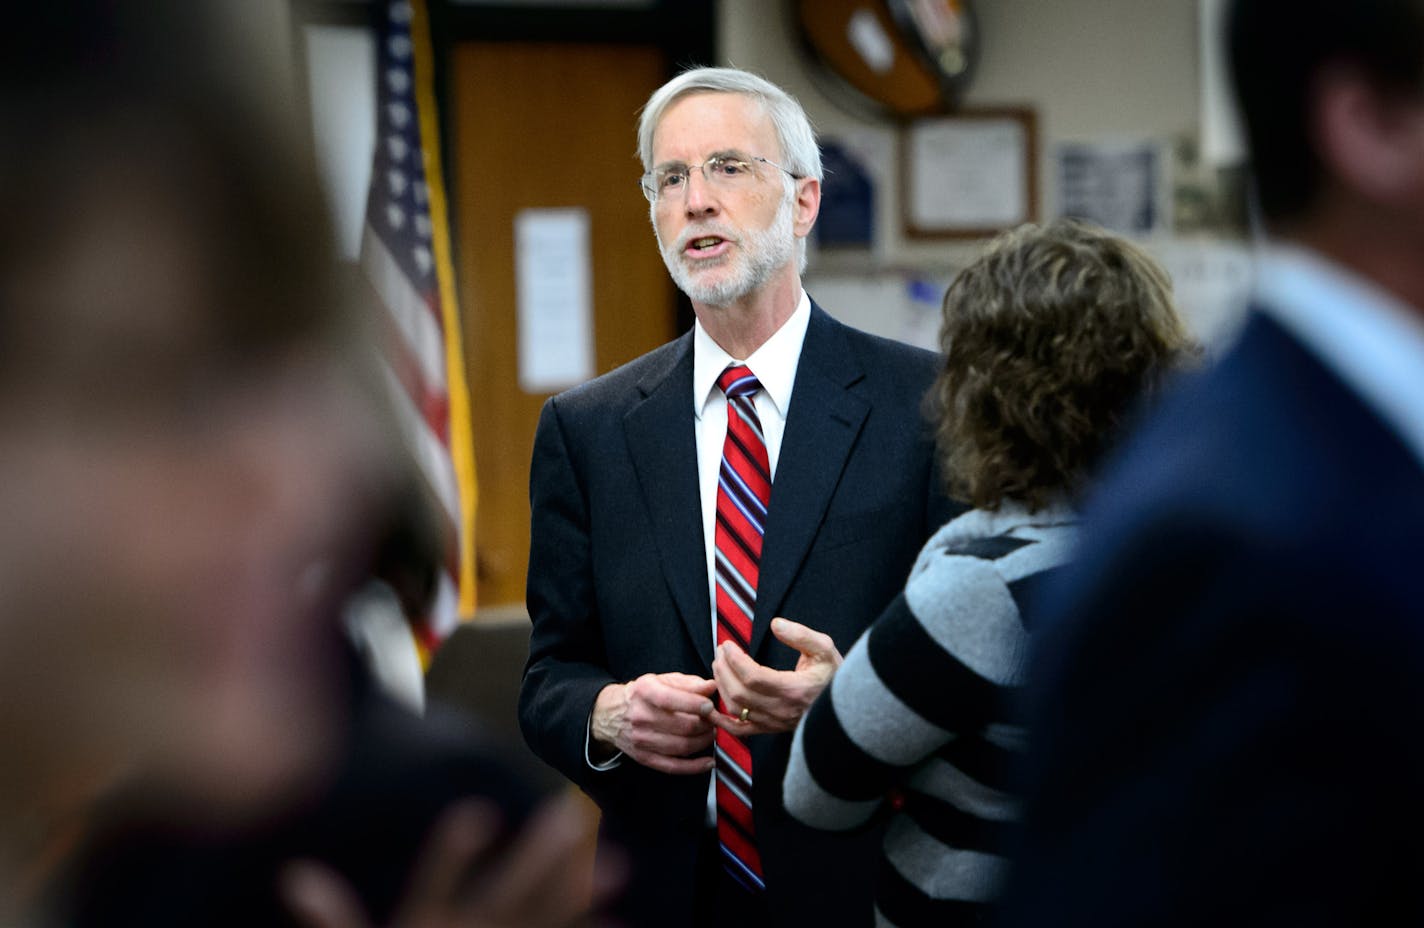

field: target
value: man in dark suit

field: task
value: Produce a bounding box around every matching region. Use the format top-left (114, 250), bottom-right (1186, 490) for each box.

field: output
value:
top-left (519, 67), bottom-right (953, 927)
top-left (999, 2), bottom-right (1424, 925)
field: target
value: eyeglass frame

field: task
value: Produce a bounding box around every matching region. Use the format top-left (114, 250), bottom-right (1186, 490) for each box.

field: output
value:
top-left (638, 152), bottom-right (801, 204)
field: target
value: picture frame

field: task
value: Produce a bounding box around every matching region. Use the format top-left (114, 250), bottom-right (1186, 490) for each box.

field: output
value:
top-left (901, 108), bottom-right (1038, 239)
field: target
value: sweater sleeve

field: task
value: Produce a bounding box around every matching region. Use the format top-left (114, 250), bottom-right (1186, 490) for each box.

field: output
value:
top-left (784, 552), bottom-right (1025, 831)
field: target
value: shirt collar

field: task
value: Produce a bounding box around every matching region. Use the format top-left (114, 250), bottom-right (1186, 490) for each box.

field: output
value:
top-left (693, 289), bottom-right (812, 419)
top-left (1254, 243), bottom-right (1424, 468)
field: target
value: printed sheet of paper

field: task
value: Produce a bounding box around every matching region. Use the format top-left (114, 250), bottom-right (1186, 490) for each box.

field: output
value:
top-left (515, 208), bottom-right (595, 393)
top-left (908, 117), bottom-right (1028, 230)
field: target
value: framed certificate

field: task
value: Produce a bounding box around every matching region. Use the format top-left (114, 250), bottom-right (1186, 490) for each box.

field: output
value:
top-left (902, 108), bottom-right (1037, 239)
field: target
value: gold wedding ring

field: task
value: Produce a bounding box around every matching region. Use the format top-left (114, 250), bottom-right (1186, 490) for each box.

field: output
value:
top-left (739, 707), bottom-right (751, 723)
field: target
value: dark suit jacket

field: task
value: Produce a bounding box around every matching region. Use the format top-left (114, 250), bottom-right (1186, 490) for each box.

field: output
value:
top-left (520, 303), bottom-right (955, 926)
top-left (1000, 310), bottom-right (1424, 926)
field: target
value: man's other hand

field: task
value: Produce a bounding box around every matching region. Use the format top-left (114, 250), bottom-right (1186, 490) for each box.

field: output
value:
top-left (709, 617), bottom-right (842, 735)
top-left (591, 672), bottom-right (717, 775)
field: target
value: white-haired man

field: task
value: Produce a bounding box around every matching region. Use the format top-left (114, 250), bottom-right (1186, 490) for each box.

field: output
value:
top-left (520, 67), bottom-right (954, 926)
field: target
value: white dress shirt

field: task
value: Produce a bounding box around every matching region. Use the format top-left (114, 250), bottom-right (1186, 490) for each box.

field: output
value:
top-left (1254, 244), bottom-right (1424, 470)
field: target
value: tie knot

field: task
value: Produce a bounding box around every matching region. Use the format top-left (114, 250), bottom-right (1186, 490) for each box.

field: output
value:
top-left (717, 365), bottom-right (761, 399)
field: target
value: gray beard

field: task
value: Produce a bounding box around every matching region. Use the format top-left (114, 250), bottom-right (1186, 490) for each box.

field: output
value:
top-left (658, 195), bottom-right (796, 307)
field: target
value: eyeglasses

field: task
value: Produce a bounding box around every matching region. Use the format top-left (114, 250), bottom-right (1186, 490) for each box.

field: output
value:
top-left (639, 153), bottom-right (798, 204)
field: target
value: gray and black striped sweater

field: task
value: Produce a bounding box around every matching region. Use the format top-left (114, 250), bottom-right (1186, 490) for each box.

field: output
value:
top-left (784, 503), bottom-right (1076, 927)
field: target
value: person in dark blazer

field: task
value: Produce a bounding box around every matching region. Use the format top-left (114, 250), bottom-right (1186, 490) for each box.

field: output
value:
top-left (519, 67), bottom-right (954, 927)
top-left (998, 1), bottom-right (1424, 925)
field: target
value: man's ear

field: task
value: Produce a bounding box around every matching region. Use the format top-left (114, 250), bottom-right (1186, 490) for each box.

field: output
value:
top-left (792, 176), bottom-right (821, 239)
top-left (1314, 65), bottom-right (1424, 204)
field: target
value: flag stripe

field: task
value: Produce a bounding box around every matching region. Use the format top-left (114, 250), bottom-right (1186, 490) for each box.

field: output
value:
top-left (377, 310), bottom-right (452, 446)
top-left (380, 363), bottom-right (461, 524)
top-left (363, 225), bottom-right (449, 396)
top-left (409, 0), bottom-right (478, 620)
top-left (363, 0), bottom-right (477, 653)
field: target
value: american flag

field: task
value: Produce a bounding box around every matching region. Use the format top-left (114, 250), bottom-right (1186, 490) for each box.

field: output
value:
top-left (362, 0), bottom-right (477, 655)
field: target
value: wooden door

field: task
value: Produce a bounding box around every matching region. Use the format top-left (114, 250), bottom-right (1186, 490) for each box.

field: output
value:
top-left (451, 42), bottom-right (676, 609)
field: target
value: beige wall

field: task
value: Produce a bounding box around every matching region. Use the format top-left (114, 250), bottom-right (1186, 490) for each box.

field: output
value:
top-left (719, 0), bottom-right (1199, 264)
top-left (718, 0), bottom-right (1250, 346)
top-left (287, 1), bottom-right (1246, 344)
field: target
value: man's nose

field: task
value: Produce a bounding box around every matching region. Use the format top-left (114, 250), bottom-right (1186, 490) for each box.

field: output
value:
top-left (682, 169), bottom-right (718, 216)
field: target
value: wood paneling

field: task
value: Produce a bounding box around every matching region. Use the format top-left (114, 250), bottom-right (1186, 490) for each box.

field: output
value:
top-left (452, 42), bottom-right (676, 607)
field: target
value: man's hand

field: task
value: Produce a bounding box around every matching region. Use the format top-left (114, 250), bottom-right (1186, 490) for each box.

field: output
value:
top-left (709, 617), bottom-right (843, 735)
top-left (282, 793), bottom-right (620, 928)
top-left (590, 672), bottom-right (717, 775)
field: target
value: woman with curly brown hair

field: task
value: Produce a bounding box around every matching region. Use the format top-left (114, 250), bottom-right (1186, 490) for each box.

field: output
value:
top-left (783, 218), bottom-right (1197, 927)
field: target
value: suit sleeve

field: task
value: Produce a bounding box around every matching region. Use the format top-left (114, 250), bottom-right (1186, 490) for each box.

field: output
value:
top-left (924, 442), bottom-right (964, 538)
top-left (911, 351), bottom-right (964, 538)
top-left (518, 398), bottom-right (624, 801)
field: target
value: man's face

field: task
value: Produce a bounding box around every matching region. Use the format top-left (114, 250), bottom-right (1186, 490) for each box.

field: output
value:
top-left (649, 92), bottom-right (802, 307)
top-left (1313, 65), bottom-right (1424, 250)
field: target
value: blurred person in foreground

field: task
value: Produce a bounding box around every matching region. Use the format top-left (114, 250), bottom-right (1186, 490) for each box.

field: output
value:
top-left (998, 1), bottom-right (1424, 924)
top-left (343, 475), bottom-right (444, 715)
top-left (782, 219), bottom-right (1195, 927)
top-left (519, 66), bottom-right (954, 927)
top-left (0, 4), bottom-right (605, 927)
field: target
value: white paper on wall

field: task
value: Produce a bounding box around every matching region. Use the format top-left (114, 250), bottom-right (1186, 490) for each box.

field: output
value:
top-left (515, 208), bottom-right (596, 393)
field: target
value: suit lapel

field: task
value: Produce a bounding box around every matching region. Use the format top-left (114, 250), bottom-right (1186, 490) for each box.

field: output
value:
top-left (750, 305), bottom-right (869, 656)
top-left (623, 333), bottom-right (715, 667)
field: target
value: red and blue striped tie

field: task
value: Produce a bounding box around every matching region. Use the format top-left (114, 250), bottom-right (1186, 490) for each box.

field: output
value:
top-left (714, 364), bottom-right (769, 893)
